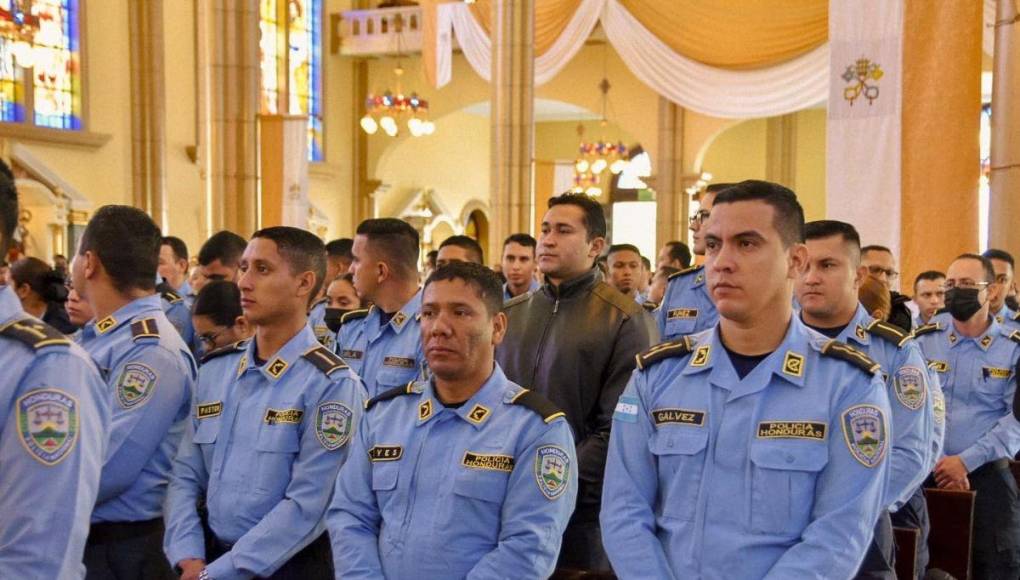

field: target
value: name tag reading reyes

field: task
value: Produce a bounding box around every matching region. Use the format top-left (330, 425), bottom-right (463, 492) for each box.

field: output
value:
top-left (757, 421), bottom-right (827, 440)
top-left (369, 445), bottom-right (403, 461)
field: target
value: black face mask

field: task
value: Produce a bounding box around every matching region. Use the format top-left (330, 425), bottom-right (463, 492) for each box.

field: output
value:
top-left (1006, 295), bottom-right (1019, 313)
top-left (324, 308), bottom-right (351, 333)
top-left (945, 287), bottom-right (983, 322)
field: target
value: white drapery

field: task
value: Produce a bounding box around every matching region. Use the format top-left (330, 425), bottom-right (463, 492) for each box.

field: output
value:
top-left (434, 0), bottom-right (828, 118)
top-left (825, 0), bottom-right (904, 260)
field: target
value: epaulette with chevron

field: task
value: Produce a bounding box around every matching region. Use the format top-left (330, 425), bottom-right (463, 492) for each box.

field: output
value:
top-left (1013, 311), bottom-right (1020, 322)
top-left (366, 381), bottom-right (417, 410)
top-left (667, 264), bottom-right (702, 281)
top-left (0, 317), bottom-right (70, 349)
top-left (161, 289), bottom-right (183, 304)
top-left (201, 340), bottom-right (248, 364)
top-left (912, 322), bottom-right (940, 338)
top-left (866, 319), bottom-right (911, 348)
top-left (820, 340), bottom-right (881, 375)
top-left (509, 389), bottom-right (566, 424)
top-left (1009, 330), bottom-right (1020, 346)
top-left (635, 336), bottom-right (694, 370)
top-left (302, 345), bottom-right (348, 376)
top-left (130, 318), bottom-right (160, 341)
top-left (340, 308), bottom-right (370, 325)
top-left (642, 301), bottom-right (659, 312)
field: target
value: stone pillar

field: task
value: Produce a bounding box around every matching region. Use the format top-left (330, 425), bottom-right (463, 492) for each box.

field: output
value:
top-left (489, 0), bottom-right (535, 261)
top-left (654, 97), bottom-right (688, 253)
top-left (989, 0), bottom-right (1020, 254)
top-left (129, 0), bottom-right (167, 231)
top-left (766, 113), bottom-right (797, 190)
top-left (351, 60), bottom-right (373, 227)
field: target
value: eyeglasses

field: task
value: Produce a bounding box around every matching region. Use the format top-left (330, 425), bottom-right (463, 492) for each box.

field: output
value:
top-left (866, 265), bottom-right (899, 280)
top-left (688, 209), bottom-right (711, 227)
top-left (944, 279), bottom-right (990, 291)
top-left (197, 328), bottom-right (227, 350)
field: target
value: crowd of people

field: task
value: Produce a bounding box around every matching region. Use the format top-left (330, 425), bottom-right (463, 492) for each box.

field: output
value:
top-left (2, 160), bottom-right (1019, 580)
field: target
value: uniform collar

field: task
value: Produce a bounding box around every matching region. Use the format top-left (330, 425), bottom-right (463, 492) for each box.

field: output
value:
top-left (503, 279), bottom-right (540, 301)
top-left (689, 265), bottom-right (706, 288)
top-left (0, 284), bottom-right (26, 325)
top-left (994, 304), bottom-right (1013, 325)
top-left (376, 289), bottom-right (422, 335)
top-left (946, 317), bottom-right (1000, 352)
top-left (179, 280), bottom-right (192, 297)
top-left (416, 364), bottom-right (507, 430)
top-left (240, 324), bottom-right (319, 382)
top-left (836, 304), bottom-right (873, 348)
top-left (88, 294), bottom-right (163, 337)
top-left (543, 267), bottom-right (600, 300)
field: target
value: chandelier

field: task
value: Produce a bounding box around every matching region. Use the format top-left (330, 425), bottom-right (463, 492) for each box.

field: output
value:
top-left (0, 0), bottom-right (43, 68)
top-left (572, 78), bottom-right (628, 197)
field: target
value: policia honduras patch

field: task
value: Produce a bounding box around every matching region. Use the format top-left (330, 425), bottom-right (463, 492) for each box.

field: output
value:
top-left (535, 445), bottom-right (570, 500)
top-left (462, 452), bottom-right (514, 473)
top-left (116, 363), bottom-right (158, 409)
top-left (841, 404), bottom-right (888, 468)
top-left (18, 388), bottom-right (80, 465)
top-left (315, 402), bottom-right (353, 450)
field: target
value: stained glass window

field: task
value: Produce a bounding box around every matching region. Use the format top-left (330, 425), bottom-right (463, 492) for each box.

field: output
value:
top-left (259, 0), bottom-right (322, 162)
top-left (0, 0), bottom-right (81, 130)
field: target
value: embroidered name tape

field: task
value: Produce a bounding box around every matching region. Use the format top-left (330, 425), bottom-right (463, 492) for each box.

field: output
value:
top-left (757, 421), bottom-right (827, 440)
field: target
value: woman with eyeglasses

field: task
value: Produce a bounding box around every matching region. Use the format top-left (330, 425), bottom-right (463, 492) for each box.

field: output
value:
top-left (191, 279), bottom-right (253, 359)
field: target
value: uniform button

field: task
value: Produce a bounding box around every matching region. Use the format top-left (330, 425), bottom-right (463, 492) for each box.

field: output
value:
top-left (786, 454), bottom-right (794, 464)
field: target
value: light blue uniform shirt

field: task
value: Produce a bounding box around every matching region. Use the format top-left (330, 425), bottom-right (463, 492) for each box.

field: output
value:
top-left (0, 285), bottom-right (110, 580)
top-left (164, 326), bottom-right (365, 580)
top-left (503, 279), bottom-right (540, 302)
top-left (78, 294), bottom-right (196, 523)
top-left (655, 265), bottom-right (718, 341)
top-left (993, 304), bottom-right (1020, 331)
top-left (328, 365), bottom-right (577, 579)
top-left (829, 305), bottom-right (934, 509)
top-left (307, 297), bottom-right (335, 351)
top-left (914, 315), bottom-right (1020, 472)
top-left (601, 318), bottom-right (892, 579)
top-left (335, 290), bottom-right (425, 397)
top-left (161, 288), bottom-right (196, 351)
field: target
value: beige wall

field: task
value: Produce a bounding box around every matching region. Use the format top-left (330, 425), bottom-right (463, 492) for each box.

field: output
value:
top-left (535, 119), bottom-right (634, 163)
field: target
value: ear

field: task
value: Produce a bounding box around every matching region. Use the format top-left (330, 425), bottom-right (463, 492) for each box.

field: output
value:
top-left (14, 282), bottom-right (30, 299)
top-left (233, 314), bottom-right (252, 336)
top-left (587, 236), bottom-right (607, 260)
top-left (295, 270), bottom-right (317, 298)
top-left (854, 265), bottom-right (867, 289)
top-left (788, 243), bottom-right (808, 279)
top-left (376, 260), bottom-right (390, 286)
top-left (490, 311), bottom-right (508, 347)
top-left (83, 251), bottom-right (101, 281)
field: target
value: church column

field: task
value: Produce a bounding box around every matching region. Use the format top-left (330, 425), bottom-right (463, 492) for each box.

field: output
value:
top-left (989, 0), bottom-right (1020, 254)
top-left (765, 113), bottom-right (797, 190)
top-left (654, 97), bottom-right (688, 253)
top-left (128, 0), bottom-right (167, 230)
top-left (489, 0), bottom-right (535, 262)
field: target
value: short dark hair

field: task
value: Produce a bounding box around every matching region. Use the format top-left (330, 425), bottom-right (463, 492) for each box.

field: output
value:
top-left (914, 270), bottom-right (945, 291)
top-left (10, 257), bottom-right (67, 302)
top-left (191, 280), bottom-right (243, 327)
top-left (712, 180), bottom-right (804, 247)
top-left (548, 192), bottom-right (607, 241)
top-left (607, 243), bottom-right (642, 258)
top-left (426, 250), bottom-right (438, 268)
top-left (78, 205), bottom-right (162, 292)
top-left (198, 231), bottom-right (247, 267)
top-left (983, 248), bottom-right (1015, 270)
top-left (251, 226), bottom-right (327, 297)
top-left (356, 218), bottom-right (420, 279)
top-left (663, 241), bottom-right (692, 268)
top-left (325, 238), bottom-right (354, 260)
top-left (439, 235), bottom-right (484, 264)
top-left (656, 266), bottom-right (680, 279)
top-left (0, 159), bottom-right (17, 257)
top-left (804, 220), bottom-right (862, 262)
top-left (161, 236), bottom-right (189, 263)
top-left (861, 245), bottom-right (893, 257)
top-left (503, 233), bottom-right (536, 252)
top-left (705, 182), bottom-right (736, 194)
top-left (954, 253), bottom-right (996, 284)
top-left (425, 261), bottom-right (504, 317)
top-left (641, 256), bottom-right (651, 272)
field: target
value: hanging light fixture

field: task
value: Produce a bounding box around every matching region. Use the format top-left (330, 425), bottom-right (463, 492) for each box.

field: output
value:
top-left (0, 0), bottom-right (44, 69)
top-left (359, 15), bottom-right (435, 138)
top-left (572, 77), bottom-right (628, 198)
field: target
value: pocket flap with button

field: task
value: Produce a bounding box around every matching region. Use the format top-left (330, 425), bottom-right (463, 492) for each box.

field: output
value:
top-left (454, 471), bottom-right (510, 503)
top-left (193, 420), bottom-right (219, 445)
top-left (376, 367), bottom-right (414, 389)
top-left (256, 425), bottom-right (301, 453)
top-left (750, 443), bottom-right (828, 472)
top-left (648, 431), bottom-right (709, 456)
top-left (372, 464), bottom-right (399, 491)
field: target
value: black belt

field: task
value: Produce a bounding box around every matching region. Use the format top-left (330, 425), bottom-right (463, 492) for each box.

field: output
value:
top-left (87, 518), bottom-right (164, 545)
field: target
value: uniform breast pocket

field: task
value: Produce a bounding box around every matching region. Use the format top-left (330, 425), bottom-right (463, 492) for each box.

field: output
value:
top-left (749, 443), bottom-right (828, 536)
top-left (664, 316), bottom-right (698, 340)
top-left (444, 469), bottom-right (509, 546)
top-left (376, 367), bottom-right (415, 390)
top-left (977, 369), bottom-right (1011, 404)
top-left (255, 425), bottom-right (301, 494)
top-left (193, 419), bottom-right (219, 446)
top-left (649, 431), bottom-right (708, 522)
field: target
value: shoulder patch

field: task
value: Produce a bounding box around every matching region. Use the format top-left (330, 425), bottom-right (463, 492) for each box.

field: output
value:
top-left (667, 264), bottom-right (702, 281)
top-left (130, 318), bottom-right (160, 341)
top-left (340, 308), bottom-right (370, 325)
top-left (302, 345), bottom-right (349, 376)
top-left (0, 317), bottom-right (71, 350)
top-left (636, 336), bottom-right (694, 370)
top-left (510, 389), bottom-right (566, 423)
top-left (17, 388), bottom-right (80, 465)
top-left (503, 291), bottom-right (531, 309)
top-left (866, 319), bottom-right (911, 347)
top-left (200, 340), bottom-right (248, 364)
top-left (912, 323), bottom-right (940, 338)
top-left (821, 340), bottom-right (881, 375)
top-left (366, 381), bottom-right (417, 410)
top-left (161, 289), bottom-right (183, 304)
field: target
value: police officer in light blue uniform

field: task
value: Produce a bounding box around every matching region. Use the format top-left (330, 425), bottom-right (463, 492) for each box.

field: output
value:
top-left (914, 253), bottom-right (1020, 579)
top-left (0, 168), bottom-right (111, 580)
top-left (165, 227), bottom-right (365, 580)
top-left (308, 295), bottom-right (335, 350)
top-left (161, 284), bottom-right (196, 347)
top-left (72, 206), bottom-right (196, 579)
top-left (329, 262), bottom-right (576, 579)
top-left (336, 218), bottom-right (426, 397)
top-left (602, 181), bottom-right (891, 579)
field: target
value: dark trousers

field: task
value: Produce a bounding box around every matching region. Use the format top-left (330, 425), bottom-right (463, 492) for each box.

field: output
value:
top-left (555, 512), bottom-right (614, 577)
top-left (971, 459), bottom-right (1020, 580)
top-left (84, 518), bottom-right (175, 580)
top-left (890, 486), bottom-right (931, 579)
top-left (207, 532), bottom-right (333, 579)
top-left (854, 510), bottom-right (896, 580)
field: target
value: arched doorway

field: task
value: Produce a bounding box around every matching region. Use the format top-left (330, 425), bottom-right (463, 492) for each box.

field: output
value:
top-left (464, 209), bottom-right (489, 263)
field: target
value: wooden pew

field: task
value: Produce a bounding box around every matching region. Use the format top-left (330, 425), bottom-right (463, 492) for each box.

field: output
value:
top-left (924, 487), bottom-right (975, 580)
top-left (894, 526), bottom-right (919, 580)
